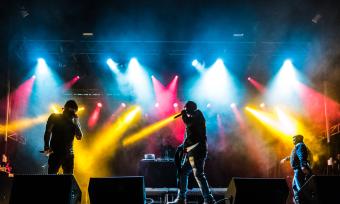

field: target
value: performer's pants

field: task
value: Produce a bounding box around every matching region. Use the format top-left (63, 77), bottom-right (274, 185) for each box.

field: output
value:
top-left (292, 169), bottom-right (311, 203)
top-left (48, 153), bottom-right (74, 174)
top-left (177, 149), bottom-right (214, 202)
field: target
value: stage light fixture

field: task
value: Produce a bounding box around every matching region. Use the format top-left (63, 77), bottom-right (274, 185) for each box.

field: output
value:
top-left (192, 59), bottom-right (199, 67)
top-left (106, 58), bottom-right (119, 74)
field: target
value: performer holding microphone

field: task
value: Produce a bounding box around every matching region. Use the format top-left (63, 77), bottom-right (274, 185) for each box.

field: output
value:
top-left (43, 100), bottom-right (83, 174)
top-left (169, 101), bottom-right (215, 204)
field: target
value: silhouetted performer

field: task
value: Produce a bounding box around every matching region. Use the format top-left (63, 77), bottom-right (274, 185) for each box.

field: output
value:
top-left (43, 100), bottom-right (83, 174)
top-left (281, 134), bottom-right (312, 204)
top-left (168, 101), bottom-right (215, 204)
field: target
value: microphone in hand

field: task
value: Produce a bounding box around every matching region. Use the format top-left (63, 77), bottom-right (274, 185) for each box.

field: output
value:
top-left (174, 110), bottom-right (186, 119)
top-left (40, 147), bottom-right (53, 157)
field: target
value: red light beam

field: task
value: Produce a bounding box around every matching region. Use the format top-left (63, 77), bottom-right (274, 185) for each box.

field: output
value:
top-left (248, 77), bottom-right (266, 93)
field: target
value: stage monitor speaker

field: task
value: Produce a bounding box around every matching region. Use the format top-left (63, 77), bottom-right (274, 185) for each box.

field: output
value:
top-left (225, 177), bottom-right (289, 204)
top-left (298, 175), bottom-right (340, 204)
top-left (9, 174), bottom-right (81, 204)
top-left (88, 176), bottom-right (146, 204)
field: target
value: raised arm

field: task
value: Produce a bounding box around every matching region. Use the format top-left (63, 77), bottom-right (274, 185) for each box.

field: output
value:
top-left (73, 116), bottom-right (83, 140)
top-left (280, 156), bottom-right (290, 164)
top-left (181, 110), bottom-right (192, 126)
top-left (44, 114), bottom-right (55, 150)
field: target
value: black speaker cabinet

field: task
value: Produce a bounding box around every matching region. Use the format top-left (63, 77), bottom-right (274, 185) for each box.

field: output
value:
top-left (138, 159), bottom-right (197, 188)
top-left (225, 177), bottom-right (289, 204)
top-left (88, 176), bottom-right (146, 204)
top-left (298, 175), bottom-right (340, 204)
top-left (0, 172), bottom-right (12, 204)
top-left (9, 174), bottom-right (81, 204)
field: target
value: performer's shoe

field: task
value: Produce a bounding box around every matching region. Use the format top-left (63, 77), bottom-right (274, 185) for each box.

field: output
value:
top-left (167, 197), bottom-right (187, 204)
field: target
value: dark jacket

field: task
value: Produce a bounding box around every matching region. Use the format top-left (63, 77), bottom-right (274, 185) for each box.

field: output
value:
top-left (44, 113), bottom-right (79, 154)
top-left (181, 109), bottom-right (207, 149)
top-left (290, 142), bottom-right (311, 170)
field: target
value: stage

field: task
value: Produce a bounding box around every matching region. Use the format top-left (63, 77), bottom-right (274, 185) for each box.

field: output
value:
top-left (1, 0), bottom-right (340, 204)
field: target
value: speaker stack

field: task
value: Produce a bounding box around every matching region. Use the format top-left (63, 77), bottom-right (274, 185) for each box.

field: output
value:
top-left (298, 175), bottom-right (340, 204)
top-left (9, 174), bottom-right (81, 204)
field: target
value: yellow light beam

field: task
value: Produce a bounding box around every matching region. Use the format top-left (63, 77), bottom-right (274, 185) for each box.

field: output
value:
top-left (245, 107), bottom-right (279, 129)
top-left (122, 113), bottom-right (177, 146)
top-left (275, 107), bottom-right (297, 135)
top-left (246, 106), bottom-right (301, 140)
top-left (6, 114), bottom-right (49, 132)
top-left (245, 106), bottom-right (293, 137)
top-left (50, 104), bottom-right (85, 114)
top-left (91, 106), bottom-right (141, 153)
top-left (74, 106), bottom-right (142, 175)
top-left (2, 104), bottom-right (84, 134)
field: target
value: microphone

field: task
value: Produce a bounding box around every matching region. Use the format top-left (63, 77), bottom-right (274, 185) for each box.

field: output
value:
top-left (174, 113), bottom-right (183, 119)
top-left (39, 149), bottom-right (53, 156)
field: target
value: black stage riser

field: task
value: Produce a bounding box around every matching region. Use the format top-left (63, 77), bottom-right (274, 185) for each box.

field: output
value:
top-left (88, 176), bottom-right (146, 204)
top-left (299, 175), bottom-right (340, 204)
top-left (225, 177), bottom-right (289, 204)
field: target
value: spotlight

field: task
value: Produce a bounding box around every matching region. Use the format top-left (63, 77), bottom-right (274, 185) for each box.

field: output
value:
top-left (121, 103), bottom-right (126, 108)
top-left (155, 102), bottom-right (159, 108)
top-left (82, 32), bottom-right (94, 37)
top-left (51, 104), bottom-right (60, 114)
top-left (36, 58), bottom-right (48, 75)
top-left (192, 59), bottom-right (199, 67)
top-left (260, 103), bottom-right (265, 108)
top-left (230, 103), bottom-right (236, 108)
top-left (19, 6), bottom-right (30, 18)
top-left (106, 58), bottom-right (119, 73)
top-left (279, 59), bottom-right (296, 82)
top-left (192, 59), bottom-right (205, 72)
top-left (284, 59), bottom-right (292, 65)
top-left (37, 58), bottom-right (46, 64)
top-left (206, 103), bottom-right (211, 108)
top-left (32, 75), bottom-right (36, 79)
top-left (312, 14), bottom-right (322, 24)
top-left (247, 77), bottom-right (251, 81)
top-left (233, 33), bottom-right (244, 37)
top-left (76, 75), bottom-right (80, 79)
top-left (215, 58), bottom-right (224, 66)
top-left (97, 103), bottom-right (102, 108)
top-left (173, 103), bottom-right (178, 108)
top-left (129, 58), bottom-right (139, 67)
